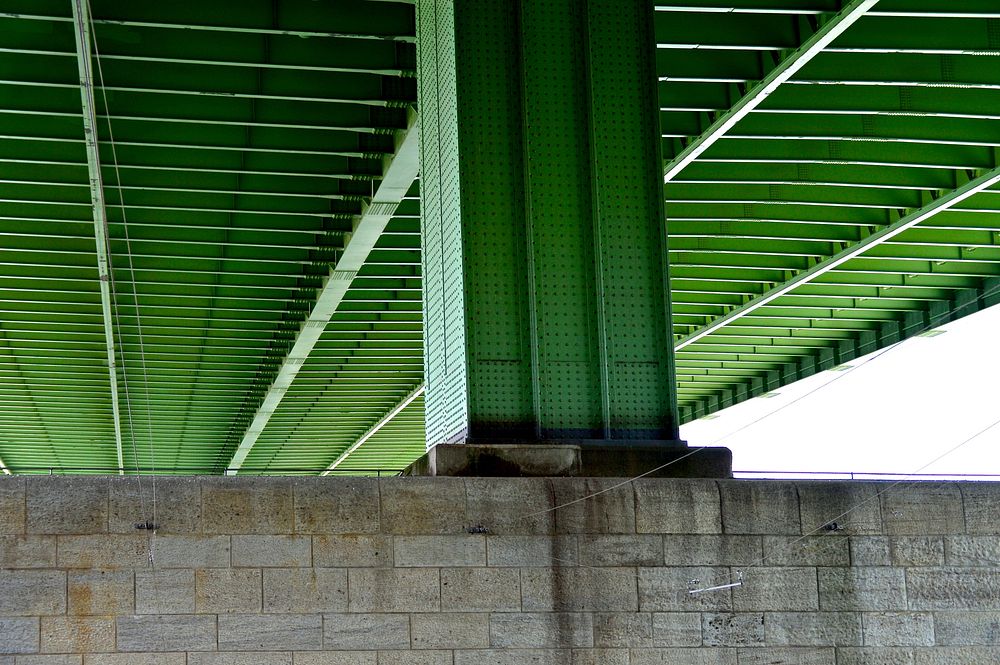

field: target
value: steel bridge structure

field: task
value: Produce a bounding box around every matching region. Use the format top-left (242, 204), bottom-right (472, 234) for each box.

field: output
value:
top-left (0, 0), bottom-right (998, 474)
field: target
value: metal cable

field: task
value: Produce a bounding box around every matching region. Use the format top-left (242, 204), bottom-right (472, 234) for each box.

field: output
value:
top-left (502, 279), bottom-right (1000, 538)
top-left (743, 415), bottom-right (1000, 571)
top-left (703, 277), bottom-right (1000, 447)
top-left (71, 0), bottom-right (146, 524)
top-left (85, 0), bottom-right (158, 553)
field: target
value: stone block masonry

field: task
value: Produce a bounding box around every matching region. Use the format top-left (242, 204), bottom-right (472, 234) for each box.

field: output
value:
top-left (2, 476), bottom-right (1000, 663)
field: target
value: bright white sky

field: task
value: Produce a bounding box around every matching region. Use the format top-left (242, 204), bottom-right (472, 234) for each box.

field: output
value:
top-left (680, 302), bottom-right (1000, 480)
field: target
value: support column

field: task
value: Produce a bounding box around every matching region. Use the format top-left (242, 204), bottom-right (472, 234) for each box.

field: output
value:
top-left (414, 0), bottom-right (730, 476)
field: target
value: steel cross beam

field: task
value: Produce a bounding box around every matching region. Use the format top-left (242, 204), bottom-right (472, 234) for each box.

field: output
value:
top-left (320, 383), bottom-right (425, 476)
top-left (662, 0), bottom-right (879, 183)
top-left (675, 165), bottom-right (1000, 351)
top-left (71, 0), bottom-right (124, 474)
top-left (226, 112), bottom-right (420, 474)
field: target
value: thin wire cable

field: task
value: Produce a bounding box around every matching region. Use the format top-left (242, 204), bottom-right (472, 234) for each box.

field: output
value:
top-left (505, 286), bottom-right (1000, 571)
top-left (741, 414), bottom-right (1000, 573)
top-left (670, 444), bottom-right (998, 599)
top-left (505, 399), bottom-right (990, 531)
top-left (519, 446), bottom-right (710, 520)
top-left (530, 484), bottom-right (963, 576)
top-left (748, 503), bottom-right (965, 569)
top-left (499, 281), bottom-right (1000, 534)
top-left (704, 339), bottom-right (905, 446)
top-left (73, 0), bottom-right (146, 525)
top-left (86, 0), bottom-right (158, 552)
top-left (676, 291), bottom-right (1000, 591)
top-left (687, 284), bottom-right (1000, 572)
top-left (107, 242), bottom-right (148, 515)
top-left (532, 479), bottom-right (981, 590)
top-left (705, 278), bottom-right (1000, 448)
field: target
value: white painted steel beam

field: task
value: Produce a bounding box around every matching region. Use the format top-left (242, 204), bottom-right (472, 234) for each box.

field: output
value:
top-left (321, 383), bottom-right (425, 476)
top-left (226, 112), bottom-right (420, 474)
top-left (675, 165), bottom-right (1000, 350)
top-left (71, 0), bottom-right (124, 474)
top-left (663, 0), bottom-right (879, 182)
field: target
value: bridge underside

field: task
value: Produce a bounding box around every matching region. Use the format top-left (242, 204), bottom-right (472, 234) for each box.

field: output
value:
top-left (0, 0), bottom-right (998, 474)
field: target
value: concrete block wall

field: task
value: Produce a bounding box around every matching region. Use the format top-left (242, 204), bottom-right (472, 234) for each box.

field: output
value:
top-left (1, 476), bottom-right (1000, 663)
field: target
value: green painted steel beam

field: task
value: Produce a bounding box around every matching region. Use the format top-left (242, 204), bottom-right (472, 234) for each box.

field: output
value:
top-left (321, 382), bottom-right (424, 475)
top-left (70, 0), bottom-right (122, 474)
top-left (680, 275), bottom-right (1000, 424)
top-left (4, 1), bottom-right (416, 42)
top-left (662, 0), bottom-right (878, 181)
top-left (667, 182), bottom-right (918, 208)
top-left (0, 27), bottom-right (412, 76)
top-left (227, 114), bottom-right (418, 474)
top-left (699, 138), bottom-right (995, 170)
top-left (672, 161), bottom-right (955, 191)
top-left (655, 3), bottom-right (836, 15)
top-left (0, 131), bottom-right (382, 158)
top-left (792, 53), bottom-right (1000, 89)
top-left (0, 0), bottom-right (424, 474)
top-left (758, 85), bottom-right (1000, 121)
top-left (8, 0), bottom-right (1000, 472)
top-left (729, 114), bottom-right (1000, 147)
top-left (419, 0), bottom-right (680, 444)
top-left (676, 164), bottom-right (1000, 350)
top-left (0, 162), bottom-right (371, 188)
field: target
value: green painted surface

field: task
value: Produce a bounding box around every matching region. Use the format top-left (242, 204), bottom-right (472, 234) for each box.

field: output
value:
top-left (660, 1), bottom-right (1000, 420)
top-left (1, 0), bottom-right (1000, 472)
top-left (0, 0), bottom-right (421, 474)
top-left (416, 0), bottom-right (468, 448)
top-left (418, 0), bottom-right (679, 444)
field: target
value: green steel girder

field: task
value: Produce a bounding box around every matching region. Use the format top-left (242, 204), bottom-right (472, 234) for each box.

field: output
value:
top-left (227, 119), bottom-right (419, 473)
top-left (799, 52), bottom-right (1000, 87)
top-left (70, 0), bottom-right (124, 473)
top-left (0, 0), bottom-right (425, 475)
top-left (0, 18), bottom-right (413, 75)
top-left (697, 137), bottom-right (995, 169)
top-left (3, 0), bottom-right (416, 41)
top-left (673, 164), bottom-right (957, 193)
top-left (656, 1), bottom-right (840, 11)
top-left (680, 274), bottom-right (1000, 422)
top-left (4, 0), bottom-right (1000, 472)
top-left (729, 115), bottom-right (1000, 148)
top-left (654, 1), bottom-right (1000, 421)
top-left (757, 85), bottom-right (1000, 120)
top-left (320, 383), bottom-right (424, 475)
top-left (418, 0), bottom-right (680, 445)
top-left (663, 0), bottom-right (878, 180)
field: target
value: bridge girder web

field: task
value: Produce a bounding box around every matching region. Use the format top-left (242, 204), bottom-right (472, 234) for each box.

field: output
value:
top-left (657, 1), bottom-right (1000, 421)
top-left (0, 1), bottom-right (999, 471)
top-left (70, 0), bottom-right (124, 473)
top-left (226, 118), bottom-right (419, 474)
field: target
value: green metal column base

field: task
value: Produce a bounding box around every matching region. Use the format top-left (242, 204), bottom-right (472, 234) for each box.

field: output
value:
top-left (418, 0), bottom-right (681, 447)
top-left (403, 442), bottom-right (732, 478)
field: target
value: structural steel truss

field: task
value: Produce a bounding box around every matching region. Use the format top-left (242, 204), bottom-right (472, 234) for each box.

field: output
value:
top-left (0, 0), bottom-right (999, 471)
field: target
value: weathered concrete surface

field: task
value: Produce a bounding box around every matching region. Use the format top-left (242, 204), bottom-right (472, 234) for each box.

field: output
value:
top-left (1, 476), bottom-right (1000, 662)
top-left (404, 443), bottom-right (733, 478)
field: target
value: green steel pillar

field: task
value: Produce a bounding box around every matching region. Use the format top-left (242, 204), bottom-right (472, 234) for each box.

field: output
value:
top-left (418, 0), bottom-right (680, 447)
